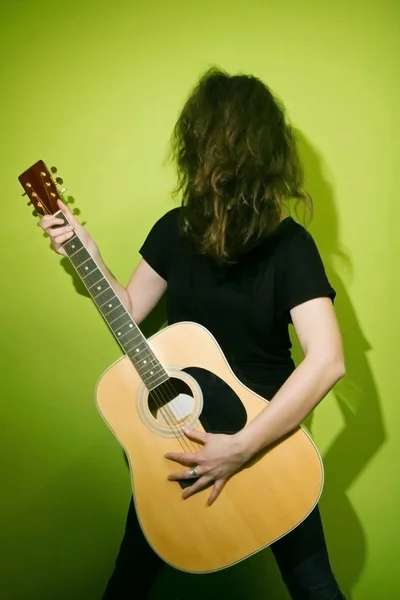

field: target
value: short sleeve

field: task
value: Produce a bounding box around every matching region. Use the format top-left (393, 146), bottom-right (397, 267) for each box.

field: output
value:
top-left (138, 211), bottom-right (173, 280)
top-left (278, 223), bottom-right (336, 320)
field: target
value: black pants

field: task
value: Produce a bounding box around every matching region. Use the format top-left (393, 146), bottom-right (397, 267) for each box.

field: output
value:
top-left (102, 498), bottom-right (345, 600)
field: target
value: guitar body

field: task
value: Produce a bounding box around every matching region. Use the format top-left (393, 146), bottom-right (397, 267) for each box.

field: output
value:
top-left (96, 321), bottom-right (323, 574)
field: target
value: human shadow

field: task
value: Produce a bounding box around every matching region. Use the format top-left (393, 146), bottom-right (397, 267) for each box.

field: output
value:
top-left (290, 129), bottom-right (387, 598)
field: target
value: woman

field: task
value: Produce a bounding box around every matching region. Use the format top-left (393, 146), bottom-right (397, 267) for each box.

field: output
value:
top-left (40, 67), bottom-right (346, 599)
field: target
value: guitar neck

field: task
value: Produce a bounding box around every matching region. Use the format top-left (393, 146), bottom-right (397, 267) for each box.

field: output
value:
top-left (56, 210), bottom-right (168, 391)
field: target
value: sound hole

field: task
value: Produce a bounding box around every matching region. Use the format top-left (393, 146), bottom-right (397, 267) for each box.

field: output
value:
top-left (148, 377), bottom-right (195, 425)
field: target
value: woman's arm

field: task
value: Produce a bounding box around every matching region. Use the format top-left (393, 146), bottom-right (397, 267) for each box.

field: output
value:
top-left (40, 200), bottom-right (167, 326)
top-left (236, 296), bottom-right (345, 460)
top-left (122, 258), bottom-right (167, 324)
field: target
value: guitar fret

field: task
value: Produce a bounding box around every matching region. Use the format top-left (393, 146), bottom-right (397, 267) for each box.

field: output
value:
top-left (150, 371), bottom-right (168, 384)
top-left (64, 235), bottom-right (83, 255)
top-left (125, 340), bottom-right (147, 354)
top-left (97, 288), bottom-right (116, 306)
top-left (68, 245), bottom-right (83, 258)
top-left (136, 365), bottom-right (165, 380)
top-left (109, 315), bottom-right (132, 334)
top-left (131, 344), bottom-right (159, 360)
top-left (93, 282), bottom-right (112, 298)
top-left (148, 373), bottom-right (169, 390)
top-left (78, 261), bottom-right (98, 279)
top-left (124, 334), bottom-right (146, 348)
top-left (129, 352), bottom-right (161, 370)
top-left (130, 361), bottom-right (166, 385)
top-left (89, 277), bottom-right (107, 291)
top-left (131, 358), bottom-right (160, 373)
top-left (114, 319), bottom-right (139, 345)
top-left (69, 247), bottom-right (89, 268)
top-left (103, 304), bottom-right (121, 318)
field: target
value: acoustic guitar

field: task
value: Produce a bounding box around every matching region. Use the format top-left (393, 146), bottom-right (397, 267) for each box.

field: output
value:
top-left (18, 160), bottom-right (324, 574)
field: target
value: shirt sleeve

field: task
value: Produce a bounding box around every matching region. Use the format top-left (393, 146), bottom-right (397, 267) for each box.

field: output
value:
top-left (278, 224), bottom-right (336, 321)
top-left (138, 211), bottom-right (171, 280)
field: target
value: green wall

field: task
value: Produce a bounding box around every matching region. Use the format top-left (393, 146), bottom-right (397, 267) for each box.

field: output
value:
top-left (1, 1), bottom-right (398, 598)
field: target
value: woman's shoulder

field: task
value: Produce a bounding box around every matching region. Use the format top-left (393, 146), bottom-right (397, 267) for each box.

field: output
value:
top-left (145, 206), bottom-right (182, 240)
top-left (155, 206), bottom-right (182, 231)
top-left (257, 216), bottom-right (309, 254)
top-left (272, 216), bottom-right (319, 253)
top-left (276, 216), bottom-right (311, 240)
top-left (262, 217), bottom-right (325, 269)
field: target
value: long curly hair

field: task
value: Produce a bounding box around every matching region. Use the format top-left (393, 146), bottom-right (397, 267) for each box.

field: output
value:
top-left (169, 66), bottom-right (311, 263)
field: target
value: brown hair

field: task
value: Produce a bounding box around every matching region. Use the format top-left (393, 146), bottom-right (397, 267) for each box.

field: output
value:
top-left (169, 66), bottom-right (311, 262)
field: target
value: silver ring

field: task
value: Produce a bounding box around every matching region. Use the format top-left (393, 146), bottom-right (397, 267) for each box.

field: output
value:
top-left (189, 466), bottom-right (198, 478)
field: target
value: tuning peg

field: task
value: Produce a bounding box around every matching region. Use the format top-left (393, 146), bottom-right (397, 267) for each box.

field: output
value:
top-left (32, 210), bottom-right (38, 217)
top-left (27, 200), bottom-right (32, 206)
top-left (72, 208), bottom-right (81, 216)
top-left (50, 166), bottom-right (57, 174)
top-left (22, 191), bottom-right (27, 196)
top-left (56, 177), bottom-right (63, 185)
top-left (66, 196), bottom-right (75, 205)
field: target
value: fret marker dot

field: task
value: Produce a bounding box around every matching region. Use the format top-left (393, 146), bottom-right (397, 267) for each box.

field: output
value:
top-left (136, 348), bottom-right (139, 353)
top-left (143, 360), bottom-right (147, 364)
top-left (97, 286), bottom-right (101, 290)
top-left (84, 266), bottom-right (89, 270)
top-left (108, 303), bottom-right (112, 307)
top-left (150, 371), bottom-right (154, 375)
top-left (117, 332), bottom-right (121, 336)
top-left (129, 324), bottom-right (133, 328)
top-left (71, 245), bottom-right (75, 249)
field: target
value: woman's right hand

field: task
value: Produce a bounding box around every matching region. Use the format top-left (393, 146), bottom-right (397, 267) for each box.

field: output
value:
top-left (39, 199), bottom-right (98, 257)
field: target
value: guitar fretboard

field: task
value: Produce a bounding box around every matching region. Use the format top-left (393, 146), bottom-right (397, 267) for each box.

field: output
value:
top-left (56, 210), bottom-right (168, 391)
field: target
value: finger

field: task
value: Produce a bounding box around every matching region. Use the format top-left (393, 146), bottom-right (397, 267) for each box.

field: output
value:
top-left (181, 475), bottom-right (213, 500)
top-left (49, 224), bottom-right (74, 237)
top-left (168, 466), bottom-right (205, 481)
top-left (57, 199), bottom-right (80, 227)
top-left (164, 452), bottom-right (198, 465)
top-left (182, 427), bottom-right (208, 444)
top-left (52, 230), bottom-right (74, 246)
top-left (39, 215), bottom-right (66, 231)
top-left (207, 479), bottom-right (226, 506)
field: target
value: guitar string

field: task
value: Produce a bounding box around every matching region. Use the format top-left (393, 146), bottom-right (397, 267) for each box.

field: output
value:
top-left (130, 340), bottom-right (202, 451)
top-left (37, 181), bottom-right (200, 455)
top-left (128, 350), bottom-right (201, 451)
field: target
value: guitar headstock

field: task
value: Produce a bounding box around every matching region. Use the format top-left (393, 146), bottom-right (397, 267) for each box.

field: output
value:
top-left (18, 160), bottom-right (67, 217)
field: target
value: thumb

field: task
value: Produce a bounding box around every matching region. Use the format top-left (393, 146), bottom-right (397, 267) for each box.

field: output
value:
top-left (182, 427), bottom-right (207, 444)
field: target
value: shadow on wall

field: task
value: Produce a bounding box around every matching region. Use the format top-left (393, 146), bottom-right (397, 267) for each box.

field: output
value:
top-left (54, 130), bottom-right (386, 599)
top-left (292, 130), bottom-right (386, 598)
top-left (151, 131), bottom-right (387, 599)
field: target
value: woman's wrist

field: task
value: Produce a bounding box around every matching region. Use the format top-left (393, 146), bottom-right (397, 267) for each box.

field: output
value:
top-left (232, 427), bottom-right (258, 464)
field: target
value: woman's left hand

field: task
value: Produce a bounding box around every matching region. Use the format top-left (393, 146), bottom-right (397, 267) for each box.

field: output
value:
top-left (165, 427), bottom-right (249, 505)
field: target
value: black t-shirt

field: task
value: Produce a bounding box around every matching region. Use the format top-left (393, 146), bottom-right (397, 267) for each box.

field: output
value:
top-left (139, 207), bottom-right (335, 399)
